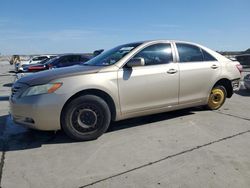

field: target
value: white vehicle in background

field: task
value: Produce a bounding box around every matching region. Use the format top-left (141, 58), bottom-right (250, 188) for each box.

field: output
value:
top-left (16, 55), bottom-right (56, 72)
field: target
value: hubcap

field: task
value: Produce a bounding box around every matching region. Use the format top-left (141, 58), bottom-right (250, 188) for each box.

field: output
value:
top-left (77, 109), bottom-right (97, 129)
top-left (208, 88), bottom-right (225, 109)
top-left (70, 104), bottom-right (101, 134)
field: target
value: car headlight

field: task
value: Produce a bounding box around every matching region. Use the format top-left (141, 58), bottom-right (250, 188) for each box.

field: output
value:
top-left (21, 83), bottom-right (62, 97)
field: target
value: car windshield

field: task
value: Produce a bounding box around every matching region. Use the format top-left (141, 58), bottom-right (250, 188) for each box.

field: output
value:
top-left (83, 42), bottom-right (142, 66)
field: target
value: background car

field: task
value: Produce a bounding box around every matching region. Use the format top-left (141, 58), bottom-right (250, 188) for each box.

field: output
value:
top-left (22, 57), bottom-right (57, 72)
top-left (244, 74), bottom-right (250, 90)
top-left (93, 49), bottom-right (104, 57)
top-left (236, 54), bottom-right (250, 69)
top-left (27, 54), bottom-right (92, 72)
top-left (16, 55), bottom-right (56, 72)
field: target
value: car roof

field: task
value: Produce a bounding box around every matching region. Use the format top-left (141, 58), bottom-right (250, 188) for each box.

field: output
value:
top-left (121, 40), bottom-right (213, 50)
top-left (139, 39), bottom-right (203, 46)
top-left (121, 40), bottom-right (229, 62)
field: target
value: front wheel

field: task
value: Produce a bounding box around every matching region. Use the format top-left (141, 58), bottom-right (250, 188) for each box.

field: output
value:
top-left (206, 86), bottom-right (227, 110)
top-left (61, 95), bottom-right (111, 141)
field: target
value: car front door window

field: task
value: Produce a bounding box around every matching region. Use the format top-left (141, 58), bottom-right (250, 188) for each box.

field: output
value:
top-left (134, 43), bottom-right (173, 66)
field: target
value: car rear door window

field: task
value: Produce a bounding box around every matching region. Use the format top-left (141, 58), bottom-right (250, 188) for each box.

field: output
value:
top-left (68, 55), bottom-right (82, 65)
top-left (134, 43), bottom-right (173, 66)
top-left (80, 56), bottom-right (90, 62)
top-left (56, 56), bottom-right (71, 67)
top-left (68, 55), bottom-right (81, 62)
top-left (202, 49), bottom-right (217, 61)
top-left (57, 55), bottom-right (82, 67)
top-left (176, 43), bottom-right (204, 62)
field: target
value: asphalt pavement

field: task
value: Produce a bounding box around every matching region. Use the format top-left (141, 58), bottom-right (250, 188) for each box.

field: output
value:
top-left (0, 61), bottom-right (250, 188)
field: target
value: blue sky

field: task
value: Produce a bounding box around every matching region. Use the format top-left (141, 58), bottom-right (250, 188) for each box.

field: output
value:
top-left (0, 0), bottom-right (250, 55)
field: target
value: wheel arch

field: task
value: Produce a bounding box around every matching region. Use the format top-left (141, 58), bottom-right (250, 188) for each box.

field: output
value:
top-left (213, 78), bottom-right (233, 98)
top-left (60, 89), bottom-right (117, 123)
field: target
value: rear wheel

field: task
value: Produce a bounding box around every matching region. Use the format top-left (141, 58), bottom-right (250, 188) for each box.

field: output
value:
top-left (61, 95), bottom-right (111, 141)
top-left (206, 85), bottom-right (227, 110)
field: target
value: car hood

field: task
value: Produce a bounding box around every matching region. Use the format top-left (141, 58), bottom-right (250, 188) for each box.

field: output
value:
top-left (17, 65), bottom-right (103, 86)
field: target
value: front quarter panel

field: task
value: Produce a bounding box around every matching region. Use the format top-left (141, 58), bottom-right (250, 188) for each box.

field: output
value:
top-left (53, 71), bottom-right (120, 119)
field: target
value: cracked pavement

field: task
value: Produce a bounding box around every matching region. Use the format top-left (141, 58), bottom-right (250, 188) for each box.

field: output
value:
top-left (0, 61), bottom-right (250, 188)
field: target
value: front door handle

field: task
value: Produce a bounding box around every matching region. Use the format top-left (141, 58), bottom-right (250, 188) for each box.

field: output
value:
top-left (167, 69), bottom-right (178, 74)
top-left (211, 64), bottom-right (219, 69)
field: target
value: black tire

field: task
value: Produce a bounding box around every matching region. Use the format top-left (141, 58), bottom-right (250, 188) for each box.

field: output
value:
top-left (206, 85), bottom-right (227, 110)
top-left (61, 95), bottom-right (111, 141)
top-left (245, 84), bottom-right (250, 90)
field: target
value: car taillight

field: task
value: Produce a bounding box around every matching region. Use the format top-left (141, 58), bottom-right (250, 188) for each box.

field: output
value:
top-left (236, 64), bottom-right (243, 74)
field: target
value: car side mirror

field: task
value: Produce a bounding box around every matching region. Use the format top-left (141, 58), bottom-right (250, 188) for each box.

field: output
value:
top-left (127, 57), bottom-right (145, 67)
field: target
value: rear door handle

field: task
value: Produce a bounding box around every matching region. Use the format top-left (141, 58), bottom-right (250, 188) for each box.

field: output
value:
top-left (211, 64), bottom-right (219, 69)
top-left (167, 69), bottom-right (178, 74)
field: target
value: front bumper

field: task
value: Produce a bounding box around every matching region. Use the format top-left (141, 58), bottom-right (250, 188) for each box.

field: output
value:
top-left (9, 92), bottom-right (66, 131)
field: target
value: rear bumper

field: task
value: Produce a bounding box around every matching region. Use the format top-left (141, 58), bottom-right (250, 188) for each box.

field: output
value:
top-left (231, 78), bottom-right (241, 91)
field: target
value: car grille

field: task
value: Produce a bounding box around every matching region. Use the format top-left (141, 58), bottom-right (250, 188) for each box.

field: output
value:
top-left (11, 86), bottom-right (21, 98)
top-left (11, 83), bottom-right (28, 98)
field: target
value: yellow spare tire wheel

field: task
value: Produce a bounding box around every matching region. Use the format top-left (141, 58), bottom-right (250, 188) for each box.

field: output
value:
top-left (207, 86), bottom-right (227, 110)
